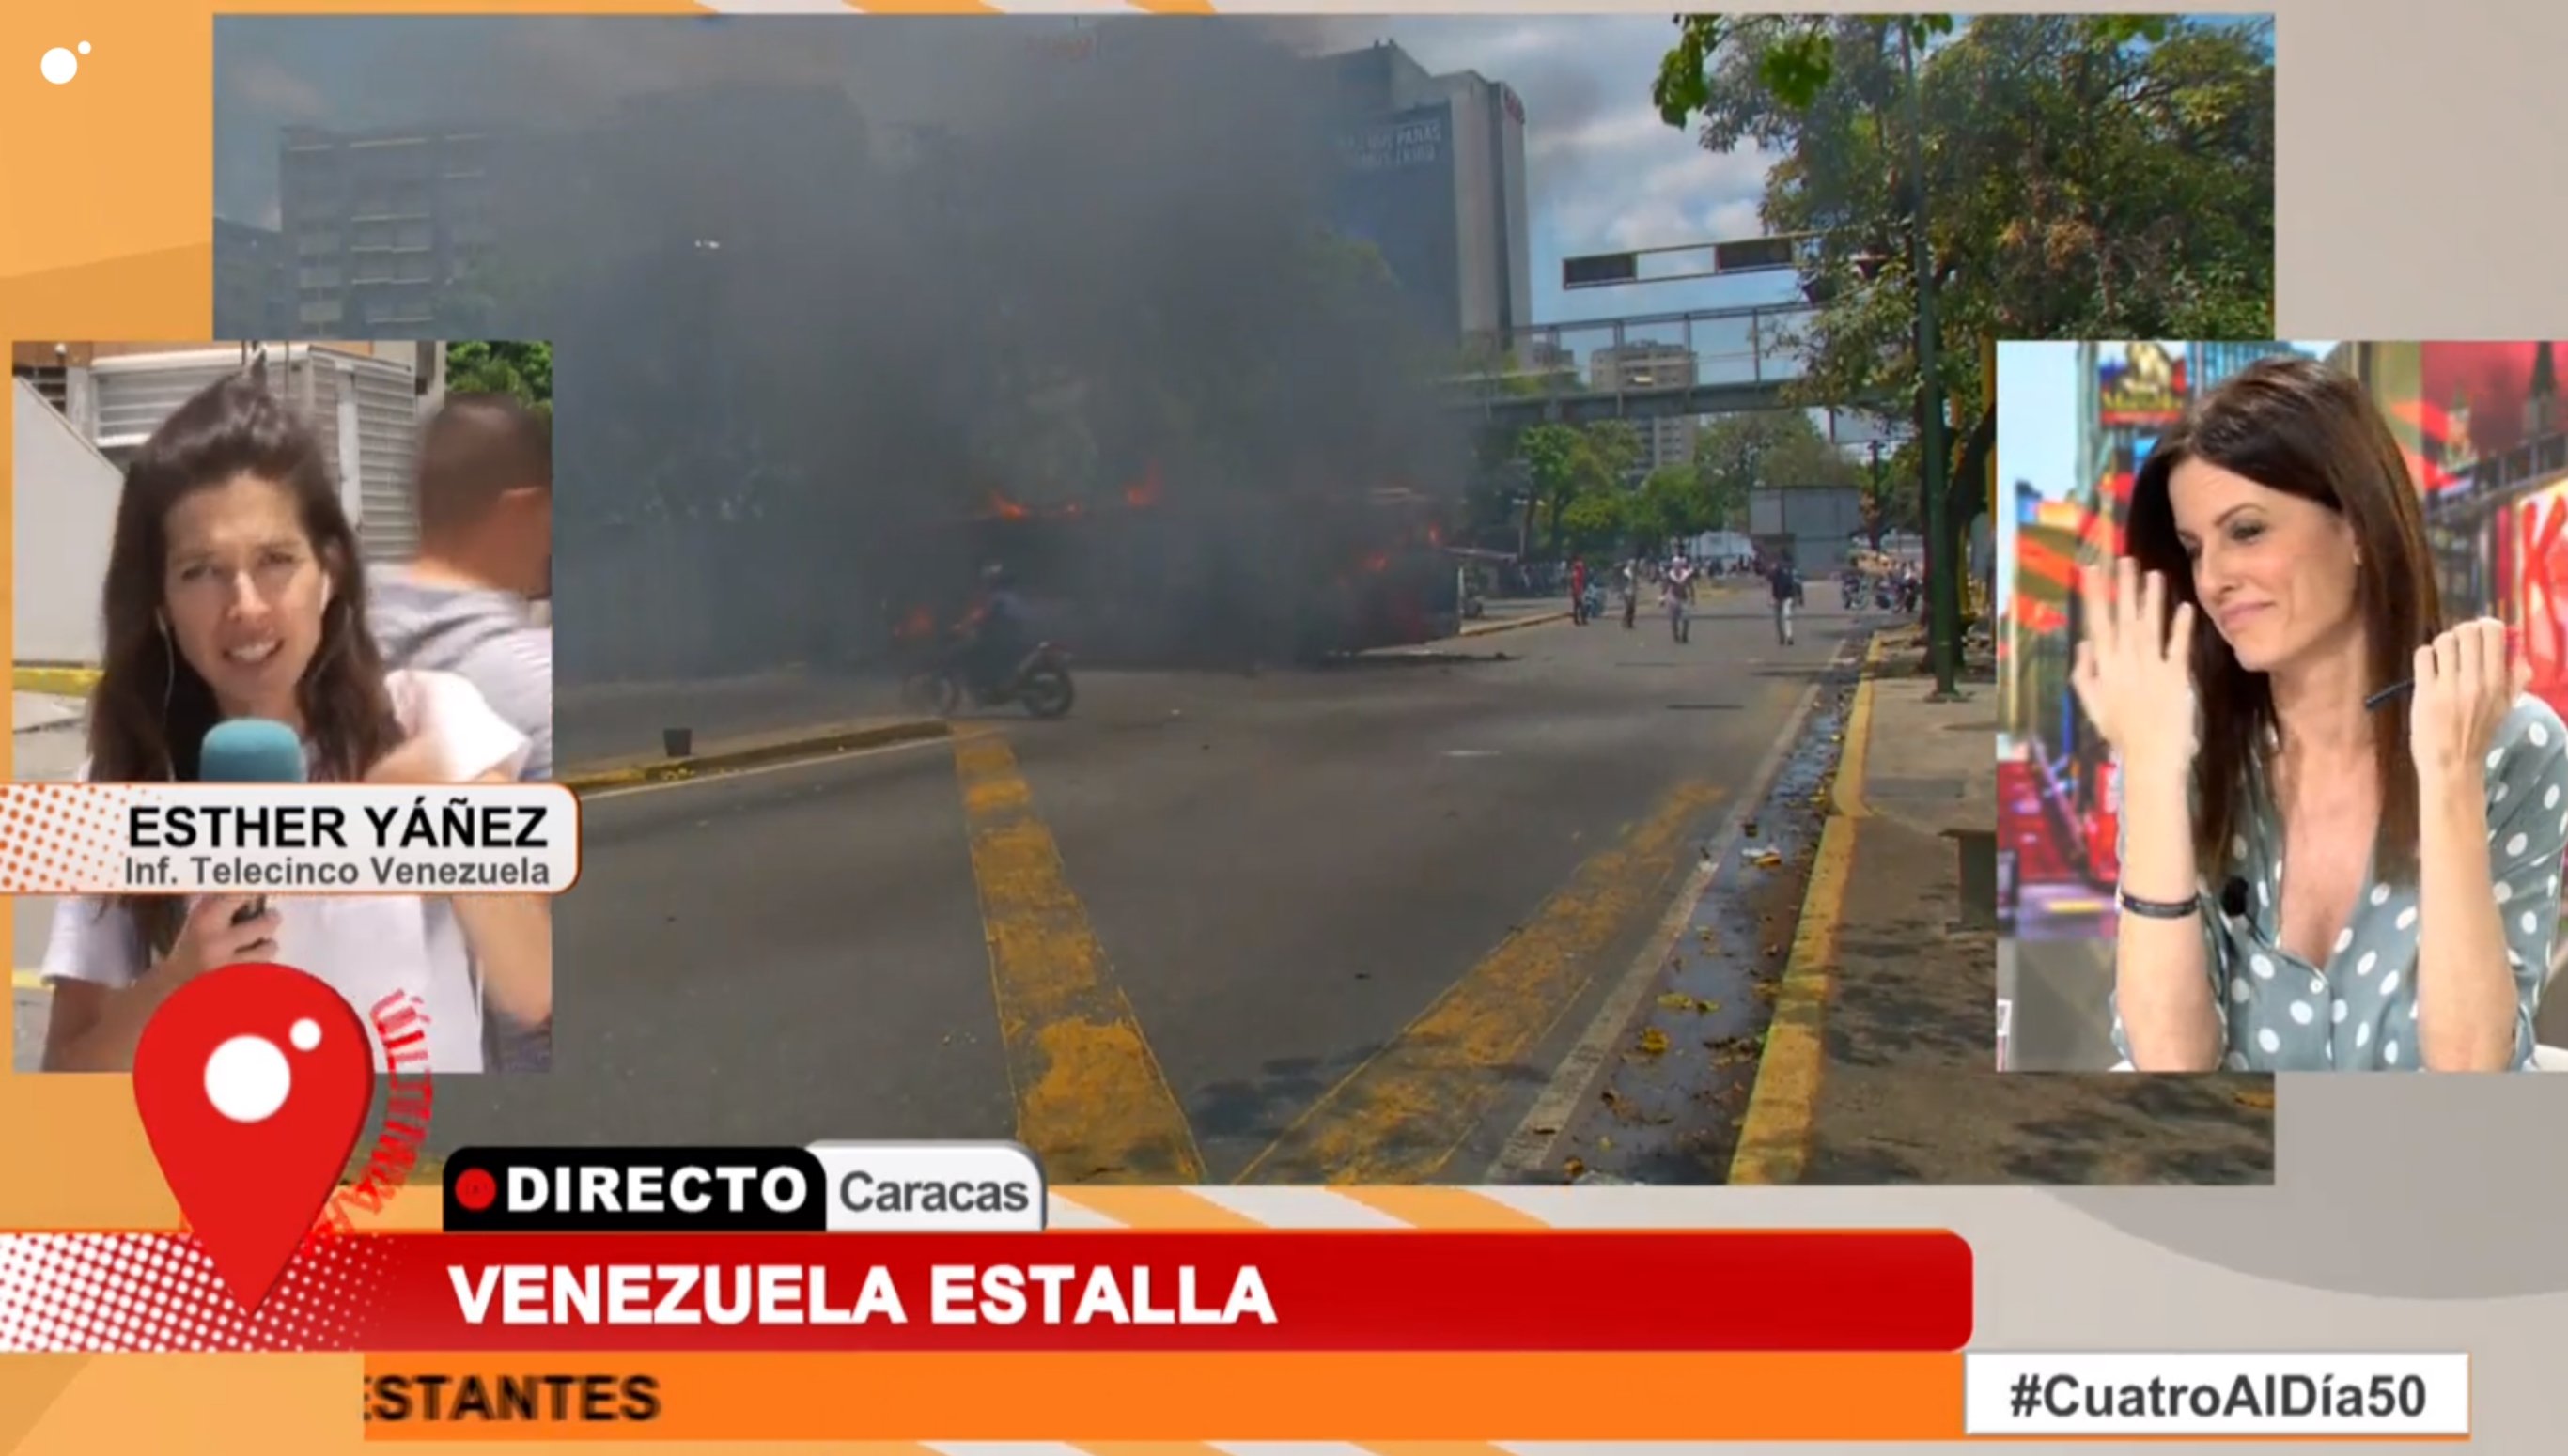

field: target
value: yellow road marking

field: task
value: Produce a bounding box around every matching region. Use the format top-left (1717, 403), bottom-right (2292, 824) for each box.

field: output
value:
top-left (1730, 638), bottom-right (1884, 1185)
top-left (952, 729), bottom-right (1205, 1185)
top-left (1238, 781), bottom-right (1725, 1185)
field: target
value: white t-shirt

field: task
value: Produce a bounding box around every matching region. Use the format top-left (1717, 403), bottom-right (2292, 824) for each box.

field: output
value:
top-left (41, 669), bottom-right (531, 1074)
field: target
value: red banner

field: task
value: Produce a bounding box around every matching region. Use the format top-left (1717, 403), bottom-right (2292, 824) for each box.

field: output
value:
top-left (0, 1230), bottom-right (1969, 1354)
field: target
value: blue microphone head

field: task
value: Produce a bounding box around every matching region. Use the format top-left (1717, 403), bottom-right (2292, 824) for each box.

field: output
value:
top-left (199, 719), bottom-right (308, 784)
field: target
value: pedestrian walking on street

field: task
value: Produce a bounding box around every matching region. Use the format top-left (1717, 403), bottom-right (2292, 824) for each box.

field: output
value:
top-left (1663, 567), bottom-right (1693, 643)
top-left (1569, 556), bottom-right (1591, 625)
top-left (1769, 554), bottom-right (1800, 646)
top-left (1620, 560), bottom-right (1639, 629)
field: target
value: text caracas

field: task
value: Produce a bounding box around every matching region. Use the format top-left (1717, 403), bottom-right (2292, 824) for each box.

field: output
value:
top-left (446, 1262), bottom-right (1276, 1326)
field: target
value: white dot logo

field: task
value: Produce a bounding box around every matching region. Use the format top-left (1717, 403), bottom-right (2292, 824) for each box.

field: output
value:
top-left (203, 1035), bottom-right (292, 1124)
top-left (39, 42), bottom-right (89, 85)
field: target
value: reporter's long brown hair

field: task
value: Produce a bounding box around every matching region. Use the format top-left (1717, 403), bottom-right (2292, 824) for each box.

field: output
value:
top-left (87, 370), bottom-right (405, 956)
top-left (2122, 354), bottom-right (2443, 885)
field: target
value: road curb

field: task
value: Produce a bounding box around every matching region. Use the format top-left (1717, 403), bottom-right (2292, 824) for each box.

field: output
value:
top-left (14, 666), bottom-right (99, 696)
top-left (1728, 630), bottom-right (1885, 1185)
top-left (1455, 609), bottom-right (1572, 638)
top-left (1487, 633), bottom-right (1849, 1183)
top-left (559, 718), bottom-right (954, 793)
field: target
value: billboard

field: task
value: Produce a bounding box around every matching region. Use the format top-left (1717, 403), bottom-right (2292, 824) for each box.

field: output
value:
top-left (2501, 476), bottom-right (2568, 717)
top-left (2414, 341), bottom-right (2568, 490)
top-left (2097, 340), bottom-right (2187, 426)
top-left (1328, 102), bottom-right (1460, 338)
top-left (1338, 109), bottom-right (1448, 173)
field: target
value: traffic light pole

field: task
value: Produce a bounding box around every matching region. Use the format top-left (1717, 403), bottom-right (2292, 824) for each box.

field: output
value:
top-left (1902, 23), bottom-right (1963, 702)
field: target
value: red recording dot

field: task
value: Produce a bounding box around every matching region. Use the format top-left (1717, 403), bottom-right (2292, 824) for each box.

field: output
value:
top-left (453, 1169), bottom-right (497, 1213)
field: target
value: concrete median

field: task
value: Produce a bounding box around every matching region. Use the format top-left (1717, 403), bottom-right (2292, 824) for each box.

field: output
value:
top-left (13, 666), bottom-right (100, 696)
top-left (558, 715), bottom-right (954, 793)
top-left (1455, 609), bottom-right (1572, 638)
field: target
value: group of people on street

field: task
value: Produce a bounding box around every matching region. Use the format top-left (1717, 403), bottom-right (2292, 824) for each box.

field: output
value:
top-left (1545, 537), bottom-right (1957, 662)
top-left (1565, 555), bottom-right (1715, 643)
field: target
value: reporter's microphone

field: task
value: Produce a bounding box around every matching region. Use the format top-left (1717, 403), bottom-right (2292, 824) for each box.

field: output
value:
top-left (199, 719), bottom-right (306, 924)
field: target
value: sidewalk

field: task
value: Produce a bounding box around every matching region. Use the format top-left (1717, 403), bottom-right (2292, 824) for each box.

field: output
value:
top-left (1731, 627), bottom-right (2277, 1185)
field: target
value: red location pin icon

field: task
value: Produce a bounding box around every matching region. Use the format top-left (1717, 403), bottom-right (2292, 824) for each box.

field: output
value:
top-left (132, 962), bottom-right (374, 1310)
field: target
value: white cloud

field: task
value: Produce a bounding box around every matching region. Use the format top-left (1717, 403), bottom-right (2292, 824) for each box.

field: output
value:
top-left (1378, 17), bottom-right (1781, 260)
top-left (1544, 137), bottom-right (1776, 256)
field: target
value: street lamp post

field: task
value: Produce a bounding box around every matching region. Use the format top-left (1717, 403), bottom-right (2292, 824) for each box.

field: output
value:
top-left (1902, 23), bottom-right (1962, 701)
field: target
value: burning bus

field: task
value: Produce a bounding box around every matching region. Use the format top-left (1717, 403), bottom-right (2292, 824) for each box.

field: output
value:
top-left (880, 466), bottom-right (1465, 667)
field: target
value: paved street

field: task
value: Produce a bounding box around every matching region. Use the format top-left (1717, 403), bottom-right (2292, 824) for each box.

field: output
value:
top-left (412, 586), bottom-right (1863, 1182)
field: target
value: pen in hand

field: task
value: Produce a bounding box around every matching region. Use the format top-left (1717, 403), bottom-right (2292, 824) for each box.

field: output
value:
top-left (2364, 624), bottom-right (2525, 710)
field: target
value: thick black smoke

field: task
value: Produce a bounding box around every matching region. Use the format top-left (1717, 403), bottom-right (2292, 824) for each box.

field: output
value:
top-left (329, 17), bottom-right (1476, 675)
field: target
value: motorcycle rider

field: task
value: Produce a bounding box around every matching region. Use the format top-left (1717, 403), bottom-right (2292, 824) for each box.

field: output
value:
top-left (959, 562), bottom-right (1033, 695)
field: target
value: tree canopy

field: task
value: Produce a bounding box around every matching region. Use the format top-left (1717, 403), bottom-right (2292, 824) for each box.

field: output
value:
top-left (444, 340), bottom-right (553, 421)
top-left (1655, 14), bottom-right (2274, 534)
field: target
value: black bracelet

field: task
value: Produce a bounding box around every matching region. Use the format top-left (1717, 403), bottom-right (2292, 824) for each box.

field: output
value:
top-left (2117, 888), bottom-right (2203, 920)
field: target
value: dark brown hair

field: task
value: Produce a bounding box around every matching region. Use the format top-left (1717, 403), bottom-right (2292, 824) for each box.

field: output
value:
top-left (88, 371), bottom-right (404, 956)
top-left (2122, 353), bottom-right (2442, 884)
top-left (415, 393), bottom-right (552, 537)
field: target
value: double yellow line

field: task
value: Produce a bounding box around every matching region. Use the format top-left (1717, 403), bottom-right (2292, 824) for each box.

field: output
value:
top-left (950, 723), bottom-right (1734, 1185)
top-left (951, 729), bottom-right (1205, 1184)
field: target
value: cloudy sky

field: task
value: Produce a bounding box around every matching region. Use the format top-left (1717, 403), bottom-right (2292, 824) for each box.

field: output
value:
top-left (212, 14), bottom-right (1801, 333)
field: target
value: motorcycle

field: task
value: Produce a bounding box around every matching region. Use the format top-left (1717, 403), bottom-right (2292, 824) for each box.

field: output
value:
top-left (905, 639), bottom-right (1078, 720)
top-left (1842, 576), bottom-right (1863, 610)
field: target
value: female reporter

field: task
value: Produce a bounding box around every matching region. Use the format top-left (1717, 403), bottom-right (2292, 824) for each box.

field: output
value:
top-left (39, 371), bottom-right (552, 1074)
top-left (2079, 354), bottom-right (2564, 1073)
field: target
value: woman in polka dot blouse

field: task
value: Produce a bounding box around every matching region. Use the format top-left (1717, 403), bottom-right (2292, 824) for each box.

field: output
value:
top-left (2071, 355), bottom-right (2563, 1073)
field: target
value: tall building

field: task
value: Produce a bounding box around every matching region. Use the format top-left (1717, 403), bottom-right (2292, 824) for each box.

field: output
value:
top-left (272, 124), bottom-right (498, 337)
top-left (1589, 342), bottom-right (1699, 473)
top-left (1310, 40), bottom-right (1533, 347)
top-left (211, 219), bottom-right (294, 340)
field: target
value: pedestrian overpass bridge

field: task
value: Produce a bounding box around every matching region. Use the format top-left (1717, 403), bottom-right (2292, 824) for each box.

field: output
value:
top-left (1436, 300), bottom-right (1864, 428)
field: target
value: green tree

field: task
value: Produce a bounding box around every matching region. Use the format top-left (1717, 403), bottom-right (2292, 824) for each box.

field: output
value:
top-left (1517, 422), bottom-right (1585, 551)
top-left (1557, 489), bottom-right (1629, 555)
top-left (1857, 440), bottom-right (1923, 546)
top-left (1693, 410), bottom-right (1862, 530)
top-left (444, 341), bottom-right (553, 422)
top-left (1631, 464), bottom-right (1716, 550)
top-left (1657, 13), bottom-right (2271, 583)
top-left (1579, 419), bottom-right (1644, 489)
